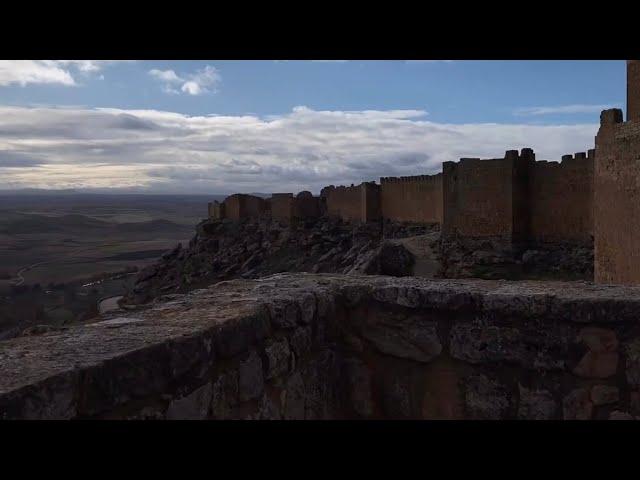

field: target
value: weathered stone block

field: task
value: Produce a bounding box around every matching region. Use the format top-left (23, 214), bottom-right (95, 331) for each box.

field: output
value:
top-left (590, 385), bottom-right (619, 406)
top-left (361, 317), bottom-right (442, 363)
top-left (282, 372), bottom-right (305, 420)
top-left (257, 392), bottom-right (282, 420)
top-left (381, 373), bottom-right (412, 418)
top-left (625, 338), bottom-right (640, 387)
top-left (289, 326), bottom-right (313, 361)
top-left (573, 351), bottom-right (618, 379)
top-left (563, 388), bottom-right (593, 420)
top-left (517, 385), bottom-right (556, 420)
top-left (238, 350), bottom-right (264, 402)
top-left (214, 311), bottom-right (270, 358)
top-left (267, 298), bottom-right (300, 329)
top-left (211, 371), bottom-right (239, 419)
top-left (1, 371), bottom-right (80, 420)
top-left (609, 411), bottom-right (635, 420)
top-left (578, 327), bottom-right (618, 352)
top-left (264, 338), bottom-right (291, 380)
top-left (298, 293), bottom-right (317, 324)
top-left (464, 374), bottom-right (511, 420)
top-left (572, 327), bottom-right (619, 379)
top-left (344, 358), bottom-right (374, 418)
top-left (166, 382), bottom-right (213, 420)
top-left (450, 321), bottom-right (566, 370)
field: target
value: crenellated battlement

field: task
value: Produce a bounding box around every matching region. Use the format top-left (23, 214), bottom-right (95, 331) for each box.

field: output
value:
top-left (380, 173), bottom-right (442, 184)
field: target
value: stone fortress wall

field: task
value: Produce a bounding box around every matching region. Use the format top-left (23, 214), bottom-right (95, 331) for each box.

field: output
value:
top-left (206, 61), bottom-right (640, 287)
top-left (594, 102), bottom-right (640, 284)
top-left (380, 174), bottom-right (442, 224)
top-left (529, 150), bottom-right (594, 245)
top-left (218, 194), bottom-right (267, 221)
top-left (322, 184), bottom-right (363, 222)
top-left (442, 153), bottom-right (521, 240)
top-left (211, 148), bottom-right (594, 250)
top-left (442, 148), bottom-right (594, 246)
top-left (270, 193), bottom-right (295, 223)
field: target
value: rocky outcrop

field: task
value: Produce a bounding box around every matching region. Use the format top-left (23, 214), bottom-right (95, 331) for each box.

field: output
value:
top-left (125, 214), bottom-right (594, 308)
top-left (439, 236), bottom-right (593, 281)
top-left (3, 273), bottom-right (640, 420)
top-left (124, 218), bottom-right (436, 305)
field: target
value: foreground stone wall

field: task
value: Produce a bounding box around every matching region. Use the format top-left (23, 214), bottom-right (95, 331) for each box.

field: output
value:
top-left (3, 273), bottom-right (640, 420)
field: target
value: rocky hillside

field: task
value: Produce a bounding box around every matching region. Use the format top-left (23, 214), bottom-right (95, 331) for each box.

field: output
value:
top-left (124, 217), bottom-right (436, 305)
top-left (123, 214), bottom-right (594, 307)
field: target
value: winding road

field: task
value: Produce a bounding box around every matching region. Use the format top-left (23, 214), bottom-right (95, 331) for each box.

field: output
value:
top-left (9, 243), bottom-right (119, 287)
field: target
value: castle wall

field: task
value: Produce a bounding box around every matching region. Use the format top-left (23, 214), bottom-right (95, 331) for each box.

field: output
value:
top-left (380, 174), bottom-right (443, 224)
top-left (442, 154), bottom-right (516, 239)
top-left (224, 194), bottom-right (266, 220)
top-left (324, 184), bottom-right (363, 222)
top-left (594, 108), bottom-right (640, 284)
top-left (295, 192), bottom-right (321, 220)
top-left (442, 148), bottom-right (594, 246)
top-left (529, 152), bottom-right (594, 245)
top-left (208, 201), bottom-right (225, 220)
top-left (271, 193), bottom-right (295, 223)
top-left (361, 182), bottom-right (381, 222)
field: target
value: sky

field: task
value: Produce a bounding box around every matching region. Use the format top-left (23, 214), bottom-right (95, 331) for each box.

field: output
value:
top-left (0, 60), bottom-right (626, 195)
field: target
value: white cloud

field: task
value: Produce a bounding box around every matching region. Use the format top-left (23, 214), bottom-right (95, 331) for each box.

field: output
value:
top-left (0, 61), bottom-right (76, 87)
top-left (0, 104), bottom-right (599, 194)
top-left (181, 81), bottom-right (202, 95)
top-left (515, 104), bottom-right (619, 116)
top-left (148, 65), bottom-right (221, 96)
top-left (149, 69), bottom-right (183, 83)
top-left (405, 60), bottom-right (455, 64)
top-left (0, 60), bottom-right (132, 87)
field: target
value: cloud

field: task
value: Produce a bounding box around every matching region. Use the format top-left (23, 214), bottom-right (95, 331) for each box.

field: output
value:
top-left (0, 61), bottom-right (132, 87)
top-left (148, 65), bottom-right (221, 96)
top-left (405, 60), bottom-right (455, 64)
top-left (0, 150), bottom-right (43, 168)
top-left (514, 104), bottom-right (619, 116)
top-left (54, 61), bottom-right (130, 73)
top-left (0, 104), bottom-right (599, 194)
top-left (0, 61), bottom-right (76, 87)
top-left (149, 69), bottom-right (182, 83)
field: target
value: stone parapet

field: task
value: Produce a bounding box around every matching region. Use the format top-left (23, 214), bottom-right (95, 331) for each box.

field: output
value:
top-left (3, 273), bottom-right (640, 420)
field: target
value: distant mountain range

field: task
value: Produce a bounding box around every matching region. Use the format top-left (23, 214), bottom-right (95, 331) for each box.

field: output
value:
top-left (0, 212), bottom-right (194, 236)
top-left (0, 189), bottom-right (272, 198)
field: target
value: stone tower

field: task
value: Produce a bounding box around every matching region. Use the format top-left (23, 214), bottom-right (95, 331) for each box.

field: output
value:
top-left (594, 61), bottom-right (640, 284)
top-left (627, 60), bottom-right (640, 121)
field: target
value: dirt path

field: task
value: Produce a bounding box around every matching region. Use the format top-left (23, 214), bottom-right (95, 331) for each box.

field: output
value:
top-left (389, 232), bottom-right (441, 278)
top-left (98, 295), bottom-right (123, 314)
